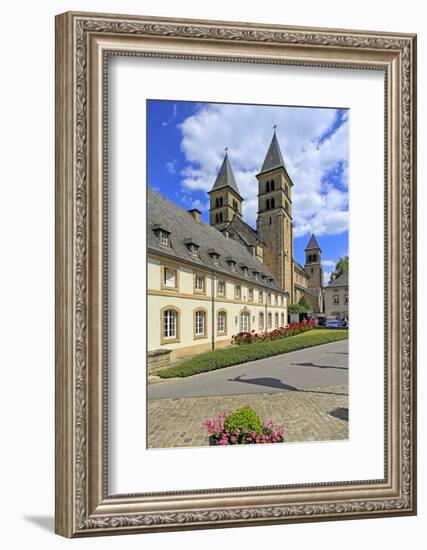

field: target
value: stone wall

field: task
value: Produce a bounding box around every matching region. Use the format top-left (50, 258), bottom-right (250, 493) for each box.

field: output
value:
top-left (148, 349), bottom-right (171, 375)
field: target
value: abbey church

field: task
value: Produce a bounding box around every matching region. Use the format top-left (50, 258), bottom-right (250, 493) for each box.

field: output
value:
top-left (147, 131), bottom-right (324, 360)
top-left (208, 130), bottom-right (323, 312)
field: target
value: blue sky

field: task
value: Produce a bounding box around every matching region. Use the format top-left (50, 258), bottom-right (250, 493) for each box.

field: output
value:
top-left (147, 99), bottom-right (348, 283)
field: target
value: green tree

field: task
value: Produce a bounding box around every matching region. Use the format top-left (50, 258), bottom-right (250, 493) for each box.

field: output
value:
top-left (330, 256), bottom-right (349, 282)
top-left (298, 296), bottom-right (311, 311)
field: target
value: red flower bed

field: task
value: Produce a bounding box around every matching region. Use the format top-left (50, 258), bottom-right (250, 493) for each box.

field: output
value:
top-left (231, 319), bottom-right (316, 345)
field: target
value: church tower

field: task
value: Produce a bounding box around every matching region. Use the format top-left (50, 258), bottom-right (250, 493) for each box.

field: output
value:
top-left (256, 129), bottom-right (294, 299)
top-left (208, 151), bottom-right (243, 231)
top-left (304, 234), bottom-right (323, 288)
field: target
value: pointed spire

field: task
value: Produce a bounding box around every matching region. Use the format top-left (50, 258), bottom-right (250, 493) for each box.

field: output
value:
top-left (260, 129), bottom-right (286, 173)
top-left (210, 151), bottom-right (242, 197)
top-left (305, 234), bottom-right (321, 251)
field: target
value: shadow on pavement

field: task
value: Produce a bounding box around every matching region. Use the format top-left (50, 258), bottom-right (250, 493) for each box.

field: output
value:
top-left (328, 407), bottom-right (349, 421)
top-left (228, 375), bottom-right (348, 396)
top-left (291, 361), bottom-right (348, 371)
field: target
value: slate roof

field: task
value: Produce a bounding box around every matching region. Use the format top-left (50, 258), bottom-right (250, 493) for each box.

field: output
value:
top-left (208, 153), bottom-right (242, 198)
top-left (304, 287), bottom-right (322, 297)
top-left (327, 271), bottom-right (348, 288)
top-left (222, 214), bottom-right (260, 247)
top-left (294, 261), bottom-right (308, 276)
top-left (305, 233), bottom-right (321, 251)
top-left (147, 188), bottom-right (283, 292)
top-left (261, 131), bottom-right (285, 172)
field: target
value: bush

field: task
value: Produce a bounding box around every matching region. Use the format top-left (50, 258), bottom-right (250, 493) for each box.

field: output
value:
top-left (232, 319), bottom-right (315, 345)
top-left (223, 406), bottom-right (263, 436)
top-left (205, 407), bottom-right (284, 445)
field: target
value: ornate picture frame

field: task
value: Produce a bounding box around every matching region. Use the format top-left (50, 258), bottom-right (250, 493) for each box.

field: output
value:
top-left (55, 11), bottom-right (417, 537)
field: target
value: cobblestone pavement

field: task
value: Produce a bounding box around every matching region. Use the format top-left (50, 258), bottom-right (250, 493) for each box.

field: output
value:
top-left (147, 385), bottom-right (348, 448)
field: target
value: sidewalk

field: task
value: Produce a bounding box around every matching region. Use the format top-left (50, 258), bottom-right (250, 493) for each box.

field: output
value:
top-left (147, 384), bottom-right (348, 448)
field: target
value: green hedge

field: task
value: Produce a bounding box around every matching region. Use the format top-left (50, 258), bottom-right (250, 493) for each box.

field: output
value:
top-left (158, 329), bottom-right (348, 378)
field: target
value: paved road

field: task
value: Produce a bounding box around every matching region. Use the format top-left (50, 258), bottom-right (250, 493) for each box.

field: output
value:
top-left (148, 339), bottom-right (348, 399)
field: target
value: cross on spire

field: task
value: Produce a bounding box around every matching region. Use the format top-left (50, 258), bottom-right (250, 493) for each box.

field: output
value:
top-left (224, 146), bottom-right (229, 154)
top-left (273, 124), bottom-right (278, 132)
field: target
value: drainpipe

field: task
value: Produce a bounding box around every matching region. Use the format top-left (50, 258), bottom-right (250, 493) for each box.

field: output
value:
top-left (264, 291), bottom-right (268, 334)
top-left (211, 270), bottom-right (216, 350)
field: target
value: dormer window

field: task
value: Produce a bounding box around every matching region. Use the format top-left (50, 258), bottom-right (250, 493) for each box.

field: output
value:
top-left (208, 249), bottom-right (220, 265)
top-left (268, 277), bottom-right (274, 284)
top-left (226, 257), bottom-right (237, 272)
top-left (152, 224), bottom-right (171, 247)
top-left (252, 270), bottom-right (259, 281)
top-left (240, 265), bottom-right (248, 276)
top-left (184, 238), bottom-right (200, 259)
top-left (159, 231), bottom-right (169, 247)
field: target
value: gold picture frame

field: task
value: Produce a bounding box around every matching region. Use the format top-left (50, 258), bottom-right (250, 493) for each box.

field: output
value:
top-left (55, 11), bottom-right (417, 537)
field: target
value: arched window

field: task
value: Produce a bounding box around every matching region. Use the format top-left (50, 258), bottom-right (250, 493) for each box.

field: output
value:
top-left (233, 199), bottom-right (237, 210)
top-left (161, 308), bottom-right (179, 343)
top-left (217, 310), bottom-right (227, 335)
top-left (259, 312), bottom-right (264, 331)
top-left (269, 217), bottom-right (272, 225)
top-left (219, 196), bottom-right (224, 207)
top-left (219, 212), bottom-right (223, 222)
top-left (271, 180), bottom-right (275, 191)
top-left (275, 312), bottom-right (279, 327)
top-left (194, 309), bottom-right (207, 338)
top-left (240, 310), bottom-right (250, 332)
top-left (271, 197), bottom-right (275, 209)
top-left (266, 181), bottom-right (270, 193)
top-left (215, 213), bottom-right (219, 223)
top-left (281, 313), bottom-right (285, 326)
top-left (312, 254), bottom-right (317, 262)
top-left (267, 312), bottom-right (272, 329)
top-left (308, 254), bottom-right (312, 263)
top-left (266, 199), bottom-right (270, 210)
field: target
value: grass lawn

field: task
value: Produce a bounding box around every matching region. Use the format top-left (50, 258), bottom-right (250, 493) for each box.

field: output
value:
top-left (158, 329), bottom-right (349, 379)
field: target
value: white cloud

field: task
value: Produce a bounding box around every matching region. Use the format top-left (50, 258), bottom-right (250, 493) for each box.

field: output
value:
top-left (162, 104), bottom-right (178, 127)
top-left (177, 103), bottom-right (348, 237)
top-left (166, 158), bottom-right (177, 174)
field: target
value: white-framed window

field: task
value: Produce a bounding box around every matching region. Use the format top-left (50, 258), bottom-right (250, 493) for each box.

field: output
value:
top-left (268, 293), bottom-right (272, 304)
top-left (217, 280), bottom-right (225, 296)
top-left (259, 312), bottom-right (264, 331)
top-left (281, 296), bottom-right (284, 306)
top-left (163, 267), bottom-right (176, 288)
top-left (267, 312), bottom-right (272, 329)
top-left (275, 312), bottom-right (279, 327)
top-left (217, 311), bottom-right (226, 334)
top-left (189, 244), bottom-right (199, 258)
top-left (163, 309), bottom-right (177, 339)
top-left (212, 254), bottom-right (219, 265)
top-left (333, 294), bottom-right (340, 305)
top-left (248, 288), bottom-right (254, 301)
top-left (235, 285), bottom-right (241, 299)
top-left (281, 313), bottom-right (285, 326)
top-left (275, 295), bottom-right (278, 305)
top-left (258, 290), bottom-right (263, 304)
top-left (159, 230), bottom-right (169, 246)
top-left (195, 274), bottom-right (205, 292)
top-left (240, 311), bottom-right (250, 332)
top-left (344, 295), bottom-right (349, 305)
top-left (195, 310), bottom-right (206, 336)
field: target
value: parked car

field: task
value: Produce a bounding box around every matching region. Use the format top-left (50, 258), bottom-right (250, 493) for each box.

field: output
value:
top-left (325, 319), bottom-right (342, 328)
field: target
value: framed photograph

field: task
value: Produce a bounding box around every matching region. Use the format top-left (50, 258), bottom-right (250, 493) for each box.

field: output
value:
top-left (55, 11), bottom-right (417, 537)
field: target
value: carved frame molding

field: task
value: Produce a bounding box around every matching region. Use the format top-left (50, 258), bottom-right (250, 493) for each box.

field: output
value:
top-left (55, 11), bottom-right (416, 537)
